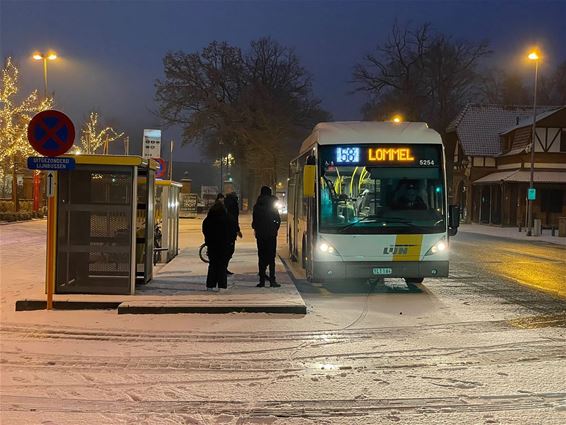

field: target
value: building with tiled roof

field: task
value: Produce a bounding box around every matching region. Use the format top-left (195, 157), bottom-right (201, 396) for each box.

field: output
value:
top-left (446, 104), bottom-right (566, 229)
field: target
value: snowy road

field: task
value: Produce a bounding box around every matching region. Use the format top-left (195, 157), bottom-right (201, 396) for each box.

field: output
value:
top-left (1, 218), bottom-right (565, 424)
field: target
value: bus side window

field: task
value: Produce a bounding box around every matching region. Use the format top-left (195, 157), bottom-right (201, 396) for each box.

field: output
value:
top-left (297, 167), bottom-right (305, 220)
top-left (288, 177), bottom-right (296, 216)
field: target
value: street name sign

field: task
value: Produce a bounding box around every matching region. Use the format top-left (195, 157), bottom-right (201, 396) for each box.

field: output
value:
top-left (528, 188), bottom-right (536, 201)
top-left (27, 110), bottom-right (75, 157)
top-left (27, 156), bottom-right (76, 170)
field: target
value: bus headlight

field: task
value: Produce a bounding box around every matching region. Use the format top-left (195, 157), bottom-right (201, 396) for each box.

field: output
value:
top-left (318, 241), bottom-right (338, 255)
top-left (425, 238), bottom-right (448, 256)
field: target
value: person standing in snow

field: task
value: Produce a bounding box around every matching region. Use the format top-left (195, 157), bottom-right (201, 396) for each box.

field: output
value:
top-left (224, 192), bottom-right (242, 275)
top-left (202, 200), bottom-right (230, 291)
top-left (252, 186), bottom-right (281, 287)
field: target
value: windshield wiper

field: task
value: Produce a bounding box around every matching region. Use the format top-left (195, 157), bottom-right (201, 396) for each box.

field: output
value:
top-left (336, 215), bottom-right (438, 233)
top-left (336, 215), bottom-right (381, 233)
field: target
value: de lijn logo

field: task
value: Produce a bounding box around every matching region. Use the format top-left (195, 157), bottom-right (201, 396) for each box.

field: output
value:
top-left (383, 244), bottom-right (416, 255)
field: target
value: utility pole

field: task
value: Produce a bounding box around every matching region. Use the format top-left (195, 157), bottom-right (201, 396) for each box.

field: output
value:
top-left (169, 140), bottom-right (174, 180)
top-left (219, 139), bottom-right (224, 192)
top-left (526, 51), bottom-right (540, 237)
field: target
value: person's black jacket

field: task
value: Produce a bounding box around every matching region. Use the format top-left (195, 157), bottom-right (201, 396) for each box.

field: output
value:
top-left (252, 194), bottom-right (281, 238)
top-left (224, 193), bottom-right (240, 240)
top-left (202, 202), bottom-right (230, 256)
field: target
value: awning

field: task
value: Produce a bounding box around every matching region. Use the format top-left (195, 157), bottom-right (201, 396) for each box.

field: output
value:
top-left (473, 170), bottom-right (566, 184)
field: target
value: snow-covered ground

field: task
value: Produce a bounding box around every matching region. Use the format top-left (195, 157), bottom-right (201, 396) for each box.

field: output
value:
top-left (1, 217), bottom-right (565, 424)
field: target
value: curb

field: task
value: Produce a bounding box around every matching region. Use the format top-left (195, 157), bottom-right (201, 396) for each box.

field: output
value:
top-left (15, 300), bottom-right (122, 311)
top-left (117, 303), bottom-right (306, 315)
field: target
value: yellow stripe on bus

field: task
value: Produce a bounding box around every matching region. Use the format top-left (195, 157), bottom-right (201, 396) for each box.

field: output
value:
top-left (393, 234), bottom-right (423, 261)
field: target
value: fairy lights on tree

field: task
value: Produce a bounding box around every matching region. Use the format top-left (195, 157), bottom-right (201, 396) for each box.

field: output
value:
top-left (0, 57), bottom-right (53, 163)
top-left (79, 111), bottom-right (124, 154)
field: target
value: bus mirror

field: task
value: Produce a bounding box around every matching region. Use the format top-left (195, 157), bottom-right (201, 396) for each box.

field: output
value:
top-left (303, 165), bottom-right (316, 197)
top-left (448, 205), bottom-right (460, 236)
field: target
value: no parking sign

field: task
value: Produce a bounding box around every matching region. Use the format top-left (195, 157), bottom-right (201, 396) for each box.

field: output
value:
top-left (27, 110), bottom-right (75, 156)
top-left (154, 158), bottom-right (167, 179)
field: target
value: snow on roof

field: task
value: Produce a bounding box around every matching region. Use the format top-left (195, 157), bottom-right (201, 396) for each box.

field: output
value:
top-left (446, 104), bottom-right (540, 156)
top-left (299, 121), bottom-right (442, 154)
top-left (499, 106), bottom-right (565, 135)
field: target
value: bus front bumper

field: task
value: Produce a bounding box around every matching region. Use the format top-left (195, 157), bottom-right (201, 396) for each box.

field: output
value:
top-left (313, 261), bottom-right (449, 281)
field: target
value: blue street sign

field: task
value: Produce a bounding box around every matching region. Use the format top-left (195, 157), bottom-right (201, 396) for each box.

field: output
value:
top-left (27, 156), bottom-right (76, 171)
top-left (527, 188), bottom-right (536, 201)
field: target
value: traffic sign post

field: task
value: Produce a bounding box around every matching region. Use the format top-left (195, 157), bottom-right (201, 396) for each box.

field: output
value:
top-left (528, 188), bottom-right (536, 201)
top-left (27, 110), bottom-right (75, 310)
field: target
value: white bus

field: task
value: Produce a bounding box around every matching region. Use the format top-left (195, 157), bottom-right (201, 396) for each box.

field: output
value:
top-left (287, 121), bottom-right (459, 284)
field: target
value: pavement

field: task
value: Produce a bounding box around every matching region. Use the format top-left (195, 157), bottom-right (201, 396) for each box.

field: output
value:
top-left (13, 216), bottom-right (307, 314)
top-left (458, 223), bottom-right (566, 246)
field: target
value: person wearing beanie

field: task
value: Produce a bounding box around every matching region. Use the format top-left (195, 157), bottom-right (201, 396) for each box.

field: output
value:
top-left (252, 186), bottom-right (281, 287)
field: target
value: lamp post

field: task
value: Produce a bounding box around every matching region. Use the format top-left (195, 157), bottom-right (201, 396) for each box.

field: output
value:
top-left (32, 51), bottom-right (57, 99)
top-left (526, 51), bottom-right (539, 237)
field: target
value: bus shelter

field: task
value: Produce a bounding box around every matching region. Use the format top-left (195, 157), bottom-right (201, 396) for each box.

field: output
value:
top-left (54, 155), bottom-right (156, 295)
top-left (154, 180), bottom-right (181, 263)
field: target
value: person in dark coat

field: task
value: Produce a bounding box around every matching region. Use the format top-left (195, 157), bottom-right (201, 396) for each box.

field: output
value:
top-left (224, 192), bottom-right (242, 275)
top-left (252, 186), bottom-right (281, 287)
top-left (202, 200), bottom-right (230, 291)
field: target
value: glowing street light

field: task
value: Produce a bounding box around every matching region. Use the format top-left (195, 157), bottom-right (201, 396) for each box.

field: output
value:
top-left (526, 49), bottom-right (540, 236)
top-left (32, 51), bottom-right (57, 99)
top-left (392, 114), bottom-right (403, 123)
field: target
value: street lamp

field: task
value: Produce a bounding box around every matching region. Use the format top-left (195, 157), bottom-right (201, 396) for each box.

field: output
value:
top-left (526, 50), bottom-right (540, 237)
top-left (32, 51), bottom-right (57, 99)
top-left (392, 114), bottom-right (403, 123)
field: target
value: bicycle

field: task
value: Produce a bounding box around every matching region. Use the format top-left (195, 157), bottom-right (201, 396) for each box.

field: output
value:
top-left (199, 243), bottom-right (209, 263)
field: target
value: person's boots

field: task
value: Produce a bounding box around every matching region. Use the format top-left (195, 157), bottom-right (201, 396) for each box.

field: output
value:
top-left (257, 274), bottom-right (266, 287)
top-left (269, 276), bottom-right (280, 288)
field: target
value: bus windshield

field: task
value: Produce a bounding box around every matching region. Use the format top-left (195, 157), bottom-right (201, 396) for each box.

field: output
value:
top-left (318, 144), bottom-right (446, 234)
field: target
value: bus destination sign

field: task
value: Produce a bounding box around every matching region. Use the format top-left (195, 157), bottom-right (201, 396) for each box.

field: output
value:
top-left (333, 145), bottom-right (440, 167)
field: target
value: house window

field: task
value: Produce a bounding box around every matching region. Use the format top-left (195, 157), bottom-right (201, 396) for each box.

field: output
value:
top-left (541, 189), bottom-right (563, 213)
top-left (485, 158), bottom-right (496, 167)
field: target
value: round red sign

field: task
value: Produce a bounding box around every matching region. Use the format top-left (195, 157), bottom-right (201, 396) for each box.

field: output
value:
top-left (154, 158), bottom-right (167, 179)
top-left (27, 110), bottom-right (75, 157)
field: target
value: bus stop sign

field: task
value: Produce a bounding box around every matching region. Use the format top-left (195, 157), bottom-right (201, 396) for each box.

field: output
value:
top-left (27, 110), bottom-right (75, 157)
top-left (528, 188), bottom-right (536, 201)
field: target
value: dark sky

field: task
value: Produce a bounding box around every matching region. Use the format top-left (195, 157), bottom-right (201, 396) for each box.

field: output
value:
top-left (2, 0), bottom-right (565, 162)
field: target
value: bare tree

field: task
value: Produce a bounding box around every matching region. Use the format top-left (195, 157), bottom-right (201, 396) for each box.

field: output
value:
top-left (539, 60), bottom-right (566, 105)
top-left (155, 38), bottom-right (329, 194)
top-left (353, 22), bottom-right (430, 122)
top-left (352, 23), bottom-right (490, 134)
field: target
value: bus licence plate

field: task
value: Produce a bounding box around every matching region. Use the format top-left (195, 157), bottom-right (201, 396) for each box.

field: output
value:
top-left (373, 268), bottom-right (392, 275)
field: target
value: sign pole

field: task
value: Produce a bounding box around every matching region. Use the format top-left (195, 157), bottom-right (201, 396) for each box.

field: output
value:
top-left (46, 171), bottom-right (57, 310)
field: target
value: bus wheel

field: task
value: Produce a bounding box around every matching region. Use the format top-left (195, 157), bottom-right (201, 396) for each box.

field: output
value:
top-left (405, 278), bottom-right (424, 284)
